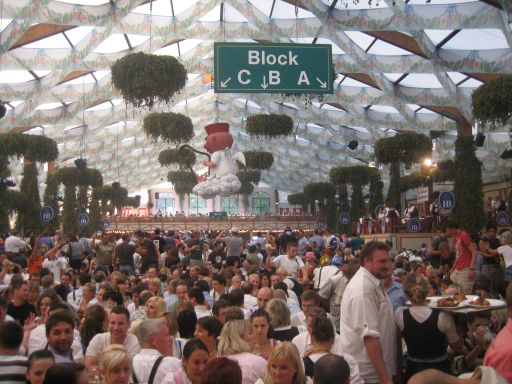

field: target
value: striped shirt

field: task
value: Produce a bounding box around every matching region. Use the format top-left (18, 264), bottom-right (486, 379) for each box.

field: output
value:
top-left (0, 355), bottom-right (28, 384)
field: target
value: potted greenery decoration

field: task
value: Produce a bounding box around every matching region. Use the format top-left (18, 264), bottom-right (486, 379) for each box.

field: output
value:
top-left (246, 114), bottom-right (294, 137)
top-left (472, 75), bottom-right (512, 129)
top-left (375, 133), bottom-right (432, 210)
top-left (111, 52), bottom-right (187, 108)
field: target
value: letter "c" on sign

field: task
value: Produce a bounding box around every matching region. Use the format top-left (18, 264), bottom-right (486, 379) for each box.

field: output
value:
top-left (238, 70), bottom-right (251, 85)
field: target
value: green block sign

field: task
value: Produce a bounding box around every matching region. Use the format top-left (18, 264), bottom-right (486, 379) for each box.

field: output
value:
top-left (214, 42), bottom-right (333, 94)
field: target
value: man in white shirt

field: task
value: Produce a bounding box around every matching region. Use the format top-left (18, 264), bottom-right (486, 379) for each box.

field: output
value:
top-left (266, 243), bottom-right (307, 280)
top-left (0, 321), bottom-right (27, 384)
top-left (42, 246), bottom-right (65, 283)
top-left (45, 309), bottom-right (83, 363)
top-left (5, 232), bottom-right (27, 260)
top-left (339, 241), bottom-right (396, 384)
top-left (187, 287), bottom-right (212, 319)
top-left (132, 319), bottom-right (180, 384)
top-left (85, 306), bottom-right (140, 367)
top-left (291, 290), bottom-right (334, 331)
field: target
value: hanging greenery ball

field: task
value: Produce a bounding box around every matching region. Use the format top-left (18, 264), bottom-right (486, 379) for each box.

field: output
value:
top-left (167, 170), bottom-right (197, 196)
top-left (330, 165), bottom-right (373, 186)
top-left (57, 167), bottom-right (103, 187)
top-left (287, 192), bottom-right (307, 205)
top-left (375, 133), bottom-right (432, 165)
top-left (111, 52), bottom-right (187, 108)
top-left (243, 151), bottom-right (274, 170)
top-left (159, 147), bottom-right (196, 167)
top-left (125, 195), bottom-right (141, 208)
top-left (143, 112), bottom-right (194, 145)
top-left (237, 169), bottom-right (261, 185)
top-left (246, 114), bottom-right (294, 137)
top-left (472, 75), bottom-right (512, 129)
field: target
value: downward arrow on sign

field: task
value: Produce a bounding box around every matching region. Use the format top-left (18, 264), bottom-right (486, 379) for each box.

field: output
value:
top-left (316, 78), bottom-right (327, 88)
top-left (220, 77), bottom-right (231, 88)
top-left (261, 76), bottom-right (268, 89)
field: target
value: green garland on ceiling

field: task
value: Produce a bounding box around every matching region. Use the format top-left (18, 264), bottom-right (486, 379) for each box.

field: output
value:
top-left (111, 52), bottom-right (187, 108)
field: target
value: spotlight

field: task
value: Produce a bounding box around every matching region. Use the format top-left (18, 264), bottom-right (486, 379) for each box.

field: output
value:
top-left (500, 149), bottom-right (512, 160)
top-left (348, 140), bottom-right (358, 150)
top-left (0, 104), bottom-right (6, 119)
top-left (0, 177), bottom-right (16, 188)
top-left (74, 158), bottom-right (87, 169)
top-left (474, 132), bottom-right (486, 147)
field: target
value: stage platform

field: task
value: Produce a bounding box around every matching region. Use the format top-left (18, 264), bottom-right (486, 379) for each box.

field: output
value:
top-left (361, 232), bottom-right (436, 252)
top-left (108, 215), bottom-right (319, 233)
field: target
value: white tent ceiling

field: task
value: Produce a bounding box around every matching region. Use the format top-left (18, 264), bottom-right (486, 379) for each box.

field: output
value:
top-left (0, 0), bottom-right (511, 195)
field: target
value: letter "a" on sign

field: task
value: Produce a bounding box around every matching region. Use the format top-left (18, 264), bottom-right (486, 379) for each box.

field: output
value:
top-left (298, 71), bottom-right (310, 85)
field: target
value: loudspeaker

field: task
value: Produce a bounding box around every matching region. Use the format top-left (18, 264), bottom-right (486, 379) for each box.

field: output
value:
top-left (74, 158), bottom-right (87, 169)
top-left (0, 104), bottom-right (6, 119)
top-left (474, 132), bottom-right (486, 147)
top-left (348, 140), bottom-right (358, 150)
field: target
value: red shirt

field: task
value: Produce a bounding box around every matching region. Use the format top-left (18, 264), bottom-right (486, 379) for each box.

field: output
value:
top-left (453, 230), bottom-right (473, 270)
top-left (484, 318), bottom-right (512, 384)
top-left (27, 255), bottom-right (44, 274)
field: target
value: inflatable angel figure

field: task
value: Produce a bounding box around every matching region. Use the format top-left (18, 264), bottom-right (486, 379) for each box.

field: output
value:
top-left (192, 123), bottom-right (245, 199)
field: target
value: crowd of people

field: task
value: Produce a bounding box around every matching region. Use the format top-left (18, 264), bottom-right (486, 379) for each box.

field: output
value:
top-left (0, 221), bottom-right (511, 384)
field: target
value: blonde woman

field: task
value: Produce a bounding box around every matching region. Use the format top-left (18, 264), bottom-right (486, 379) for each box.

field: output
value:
top-left (218, 319), bottom-right (267, 384)
top-left (255, 342), bottom-right (308, 384)
top-left (148, 277), bottom-right (162, 297)
top-left (395, 273), bottom-right (464, 382)
top-left (145, 296), bottom-right (166, 319)
top-left (99, 344), bottom-right (131, 384)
